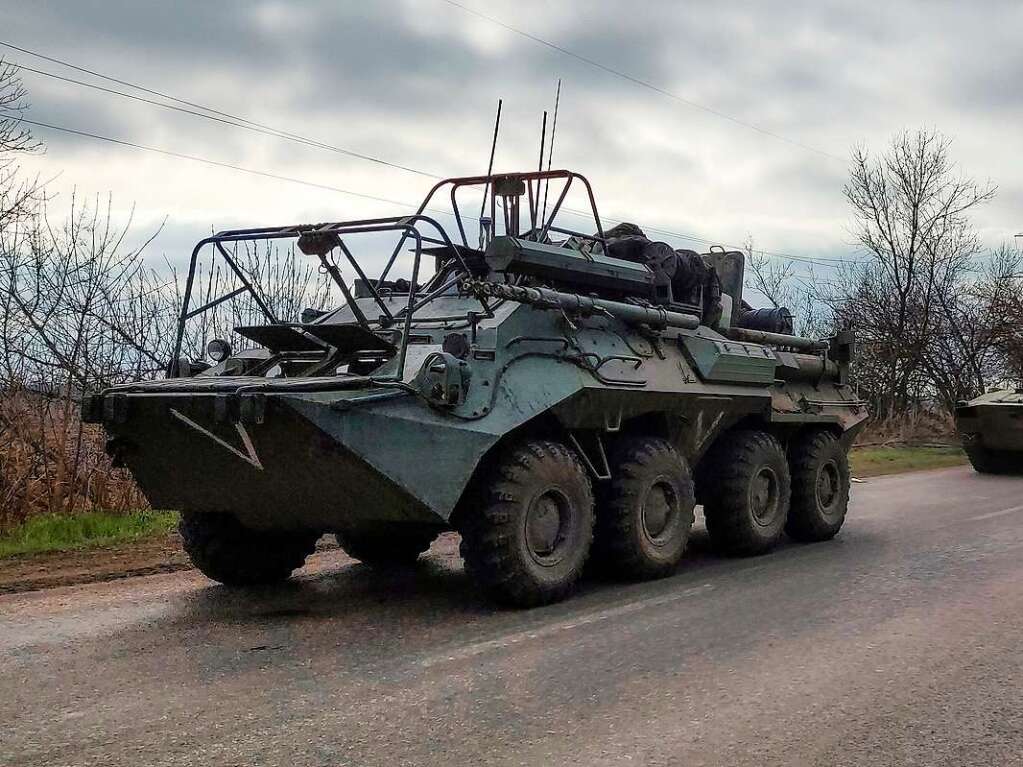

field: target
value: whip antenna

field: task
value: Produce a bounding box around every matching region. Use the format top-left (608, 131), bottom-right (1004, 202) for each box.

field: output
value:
top-left (479, 99), bottom-right (502, 246)
top-left (534, 110), bottom-right (548, 237)
top-left (541, 78), bottom-right (562, 234)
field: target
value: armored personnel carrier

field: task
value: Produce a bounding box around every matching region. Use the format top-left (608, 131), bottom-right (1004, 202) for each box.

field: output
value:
top-left (84, 170), bottom-right (867, 607)
top-left (956, 389), bottom-right (1023, 474)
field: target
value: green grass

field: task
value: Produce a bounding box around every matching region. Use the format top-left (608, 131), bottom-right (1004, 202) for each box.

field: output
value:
top-left (0, 510), bottom-right (179, 559)
top-left (850, 445), bottom-right (967, 478)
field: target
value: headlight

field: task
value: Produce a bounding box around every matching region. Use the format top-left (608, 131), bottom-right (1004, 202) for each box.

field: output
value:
top-left (206, 338), bottom-right (233, 363)
top-left (413, 352), bottom-right (471, 407)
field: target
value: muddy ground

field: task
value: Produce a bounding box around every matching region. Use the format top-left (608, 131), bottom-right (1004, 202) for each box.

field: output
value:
top-left (0, 533), bottom-right (437, 595)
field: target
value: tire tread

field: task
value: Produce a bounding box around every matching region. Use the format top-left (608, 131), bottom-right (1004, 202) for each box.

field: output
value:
top-left (701, 430), bottom-right (790, 556)
top-left (459, 440), bottom-right (594, 607)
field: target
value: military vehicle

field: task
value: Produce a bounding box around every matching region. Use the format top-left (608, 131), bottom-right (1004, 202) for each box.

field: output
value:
top-left (956, 389), bottom-right (1023, 474)
top-left (84, 170), bottom-right (867, 607)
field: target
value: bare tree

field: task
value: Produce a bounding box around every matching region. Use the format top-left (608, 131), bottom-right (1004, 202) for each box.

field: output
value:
top-left (824, 129), bottom-right (996, 418)
top-left (743, 236), bottom-right (825, 338)
top-left (0, 60), bottom-right (41, 230)
top-left (973, 245), bottom-right (1023, 386)
top-left (0, 64), bottom-right (341, 529)
top-left (744, 235), bottom-right (793, 309)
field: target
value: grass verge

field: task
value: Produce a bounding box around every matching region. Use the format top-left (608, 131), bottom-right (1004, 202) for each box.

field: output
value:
top-left (0, 510), bottom-right (179, 559)
top-left (850, 445), bottom-right (967, 478)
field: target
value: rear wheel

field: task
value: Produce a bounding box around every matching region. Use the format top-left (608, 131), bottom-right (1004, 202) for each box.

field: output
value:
top-left (701, 430), bottom-right (791, 556)
top-left (594, 437), bottom-right (695, 580)
top-left (179, 512), bottom-right (318, 586)
top-left (335, 527), bottom-right (437, 567)
top-left (964, 445), bottom-right (1022, 475)
top-left (786, 430), bottom-right (850, 542)
top-left (459, 440), bottom-right (594, 607)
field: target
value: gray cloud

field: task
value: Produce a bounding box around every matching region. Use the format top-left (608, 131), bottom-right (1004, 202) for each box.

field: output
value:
top-left (3, 0), bottom-right (1021, 271)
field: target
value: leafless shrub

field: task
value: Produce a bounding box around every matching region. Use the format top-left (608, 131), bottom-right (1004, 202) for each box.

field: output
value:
top-left (1, 60), bottom-right (42, 233)
top-left (172, 240), bottom-right (335, 361)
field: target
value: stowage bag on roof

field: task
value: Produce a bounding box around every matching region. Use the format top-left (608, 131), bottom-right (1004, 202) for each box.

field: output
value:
top-left (601, 223), bottom-right (723, 325)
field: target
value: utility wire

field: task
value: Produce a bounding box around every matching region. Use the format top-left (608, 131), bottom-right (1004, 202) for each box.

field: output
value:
top-left (8, 109), bottom-right (854, 267)
top-left (1, 42), bottom-right (440, 179)
top-left (440, 0), bottom-right (845, 162)
top-left (2, 40), bottom-right (859, 264)
top-left (5, 115), bottom-right (450, 215)
top-left (1, 37), bottom-right (860, 266)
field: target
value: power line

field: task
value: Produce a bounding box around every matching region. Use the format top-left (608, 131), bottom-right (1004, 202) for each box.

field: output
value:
top-left (1, 39), bottom-right (859, 266)
top-left (6, 115), bottom-right (444, 214)
top-left (0, 42), bottom-right (440, 179)
top-left (440, 0), bottom-right (845, 163)
top-left (440, 6), bottom-right (1020, 225)
top-left (8, 110), bottom-right (857, 268)
top-left (1, 36), bottom-right (860, 266)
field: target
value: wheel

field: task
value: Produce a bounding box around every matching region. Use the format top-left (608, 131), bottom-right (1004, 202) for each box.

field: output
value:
top-left (594, 436), bottom-right (695, 580)
top-left (786, 430), bottom-right (850, 542)
top-left (178, 511), bottom-right (318, 586)
top-left (701, 430), bottom-right (791, 556)
top-left (335, 527), bottom-right (437, 567)
top-left (964, 444), bottom-right (1022, 475)
top-left (458, 440), bottom-right (594, 607)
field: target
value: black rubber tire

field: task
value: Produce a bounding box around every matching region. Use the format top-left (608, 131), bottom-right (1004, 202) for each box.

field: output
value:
top-left (594, 437), bottom-right (695, 580)
top-left (964, 445), bottom-right (1022, 475)
top-left (785, 430), bottom-right (851, 542)
top-left (335, 528), bottom-right (437, 567)
top-left (701, 430), bottom-right (791, 556)
top-left (178, 511), bottom-right (318, 586)
top-left (459, 440), bottom-right (594, 608)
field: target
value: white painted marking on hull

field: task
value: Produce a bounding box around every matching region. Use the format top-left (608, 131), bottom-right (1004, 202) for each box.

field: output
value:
top-left (169, 408), bottom-right (264, 470)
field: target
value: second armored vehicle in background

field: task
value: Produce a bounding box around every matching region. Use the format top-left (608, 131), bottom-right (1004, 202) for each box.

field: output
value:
top-left (956, 389), bottom-right (1023, 474)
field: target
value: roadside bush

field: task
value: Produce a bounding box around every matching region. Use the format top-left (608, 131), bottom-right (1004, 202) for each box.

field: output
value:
top-left (0, 385), bottom-right (146, 532)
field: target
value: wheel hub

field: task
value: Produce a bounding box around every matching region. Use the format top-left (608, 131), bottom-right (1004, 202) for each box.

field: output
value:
top-left (749, 467), bottom-right (779, 524)
top-left (642, 481), bottom-right (676, 542)
top-left (816, 461), bottom-right (840, 509)
top-left (525, 489), bottom-right (569, 565)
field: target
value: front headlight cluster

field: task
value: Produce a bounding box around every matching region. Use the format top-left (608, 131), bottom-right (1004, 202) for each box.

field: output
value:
top-left (413, 351), bottom-right (472, 407)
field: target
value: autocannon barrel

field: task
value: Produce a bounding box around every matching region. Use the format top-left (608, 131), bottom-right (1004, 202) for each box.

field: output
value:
top-left (725, 326), bottom-right (828, 352)
top-left (462, 279), bottom-right (701, 330)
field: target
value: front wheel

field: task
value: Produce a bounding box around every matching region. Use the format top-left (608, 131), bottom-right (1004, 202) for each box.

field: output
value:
top-left (701, 430), bottom-right (791, 556)
top-left (459, 440), bottom-right (594, 607)
top-left (179, 512), bottom-right (318, 586)
top-left (786, 430), bottom-right (851, 542)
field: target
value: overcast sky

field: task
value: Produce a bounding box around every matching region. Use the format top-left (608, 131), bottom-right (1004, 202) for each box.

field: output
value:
top-left (4, 0), bottom-right (1022, 280)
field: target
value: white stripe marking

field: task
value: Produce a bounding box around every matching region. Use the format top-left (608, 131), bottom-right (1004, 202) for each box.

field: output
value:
top-left (968, 504), bottom-right (1023, 522)
top-left (420, 583), bottom-right (713, 669)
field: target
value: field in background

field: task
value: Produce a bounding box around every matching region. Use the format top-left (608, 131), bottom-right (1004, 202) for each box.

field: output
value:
top-left (849, 445), bottom-right (966, 478)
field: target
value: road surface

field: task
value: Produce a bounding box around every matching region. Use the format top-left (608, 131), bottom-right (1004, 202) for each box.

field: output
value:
top-left (3, 465), bottom-right (1022, 766)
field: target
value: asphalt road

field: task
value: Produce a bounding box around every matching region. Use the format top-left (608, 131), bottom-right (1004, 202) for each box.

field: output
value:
top-left (3, 465), bottom-right (1023, 766)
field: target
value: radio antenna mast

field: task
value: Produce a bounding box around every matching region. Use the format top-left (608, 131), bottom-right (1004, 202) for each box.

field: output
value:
top-left (534, 110), bottom-right (548, 237)
top-left (541, 79), bottom-right (562, 233)
top-left (478, 99), bottom-right (503, 246)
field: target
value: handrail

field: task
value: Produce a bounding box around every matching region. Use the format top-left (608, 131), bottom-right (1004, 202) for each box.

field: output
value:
top-left (169, 170), bottom-right (608, 378)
